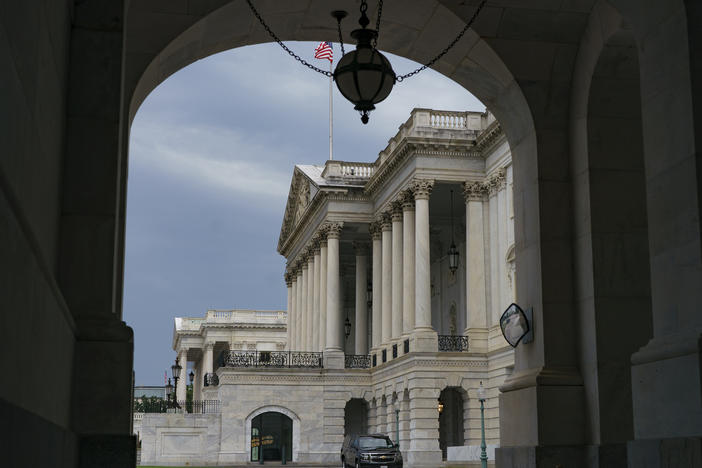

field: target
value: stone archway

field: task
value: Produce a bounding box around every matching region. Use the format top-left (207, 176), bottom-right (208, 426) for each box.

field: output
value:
top-left (438, 387), bottom-right (465, 460)
top-left (344, 398), bottom-right (369, 437)
top-left (245, 405), bottom-right (301, 462)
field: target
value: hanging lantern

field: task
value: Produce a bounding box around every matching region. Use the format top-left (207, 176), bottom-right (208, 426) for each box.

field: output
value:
top-left (366, 280), bottom-right (373, 308)
top-left (333, 3), bottom-right (395, 124)
top-left (344, 316), bottom-right (352, 340)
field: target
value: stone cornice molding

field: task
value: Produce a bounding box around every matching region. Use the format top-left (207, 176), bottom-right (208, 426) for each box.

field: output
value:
top-left (365, 139), bottom-right (481, 196)
top-left (411, 178), bottom-right (435, 200)
top-left (474, 121), bottom-right (504, 153)
top-left (278, 189), bottom-right (328, 257)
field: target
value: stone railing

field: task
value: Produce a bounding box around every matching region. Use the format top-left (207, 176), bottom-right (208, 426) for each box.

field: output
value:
top-left (429, 110), bottom-right (469, 129)
top-left (322, 160), bottom-right (376, 179)
top-left (438, 335), bottom-right (469, 352)
top-left (133, 412), bottom-right (144, 421)
top-left (223, 350), bottom-right (323, 368)
top-left (344, 354), bottom-right (371, 369)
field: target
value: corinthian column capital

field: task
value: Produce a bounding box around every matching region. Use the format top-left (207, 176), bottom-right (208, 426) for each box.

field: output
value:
top-left (324, 221), bottom-right (344, 239)
top-left (369, 221), bottom-right (383, 240)
top-left (462, 180), bottom-right (488, 201)
top-left (411, 178), bottom-right (434, 200)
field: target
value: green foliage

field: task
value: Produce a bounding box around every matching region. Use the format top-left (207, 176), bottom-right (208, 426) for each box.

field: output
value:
top-left (133, 395), bottom-right (168, 413)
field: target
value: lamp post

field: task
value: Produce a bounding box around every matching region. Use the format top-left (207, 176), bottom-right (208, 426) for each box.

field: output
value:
top-left (447, 189), bottom-right (459, 273)
top-left (477, 381), bottom-right (488, 468)
top-left (170, 358), bottom-right (182, 409)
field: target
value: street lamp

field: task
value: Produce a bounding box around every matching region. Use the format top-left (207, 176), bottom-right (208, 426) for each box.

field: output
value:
top-left (170, 358), bottom-right (182, 409)
top-left (189, 371), bottom-right (194, 385)
top-left (477, 381), bottom-right (488, 468)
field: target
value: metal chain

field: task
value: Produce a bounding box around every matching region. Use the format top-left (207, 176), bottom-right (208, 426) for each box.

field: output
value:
top-left (245, 0), bottom-right (332, 77)
top-left (336, 15), bottom-right (346, 56)
top-left (372, 0), bottom-right (384, 49)
top-left (396, 0), bottom-right (487, 82)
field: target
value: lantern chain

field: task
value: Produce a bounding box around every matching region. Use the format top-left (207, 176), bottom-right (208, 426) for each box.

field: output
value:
top-left (336, 14), bottom-right (346, 56)
top-left (396, 0), bottom-right (487, 82)
top-left (245, 0), bottom-right (332, 77)
top-left (372, 0), bottom-right (384, 49)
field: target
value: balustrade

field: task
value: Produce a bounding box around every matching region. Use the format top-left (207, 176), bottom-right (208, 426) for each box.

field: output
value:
top-left (437, 335), bottom-right (469, 352)
top-left (222, 350), bottom-right (323, 368)
top-left (344, 354), bottom-right (371, 369)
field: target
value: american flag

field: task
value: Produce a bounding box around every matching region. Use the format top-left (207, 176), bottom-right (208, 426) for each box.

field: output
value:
top-left (314, 41), bottom-right (333, 62)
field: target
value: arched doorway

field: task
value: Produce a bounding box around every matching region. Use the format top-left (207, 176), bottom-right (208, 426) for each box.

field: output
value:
top-left (345, 398), bottom-right (369, 437)
top-left (251, 411), bottom-right (293, 463)
top-left (438, 387), bottom-right (465, 460)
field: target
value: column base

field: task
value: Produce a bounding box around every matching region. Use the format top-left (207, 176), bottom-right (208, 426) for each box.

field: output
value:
top-left (465, 327), bottom-right (488, 353)
top-left (323, 349), bottom-right (345, 369)
top-left (630, 331), bottom-right (702, 438)
top-left (627, 437), bottom-right (702, 468)
top-left (499, 366), bottom-right (585, 447)
top-left (410, 328), bottom-right (438, 352)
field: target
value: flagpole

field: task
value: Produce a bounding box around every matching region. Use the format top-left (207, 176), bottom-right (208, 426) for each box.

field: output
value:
top-left (329, 59), bottom-right (333, 160)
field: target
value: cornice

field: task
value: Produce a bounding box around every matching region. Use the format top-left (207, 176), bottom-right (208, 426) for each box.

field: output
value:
top-left (474, 121), bottom-right (505, 154)
top-left (364, 138), bottom-right (481, 196)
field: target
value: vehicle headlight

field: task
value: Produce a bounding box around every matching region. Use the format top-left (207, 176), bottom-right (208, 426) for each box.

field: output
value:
top-left (360, 453), bottom-right (371, 461)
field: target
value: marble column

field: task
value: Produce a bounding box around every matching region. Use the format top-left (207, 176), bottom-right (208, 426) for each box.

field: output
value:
top-left (176, 348), bottom-right (187, 403)
top-left (285, 272), bottom-right (293, 351)
top-left (313, 243), bottom-right (321, 352)
top-left (319, 236), bottom-right (328, 351)
top-left (354, 243), bottom-right (369, 355)
top-left (488, 175), bottom-right (499, 327)
top-left (307, 252), bottom-right (315, 352)
top-left (203, 342), bottom-right (214, 375)
top-left (463, 181), bottom-right (488, 352)
top-left (301, 261), bottom-right (309, 352)
top-left (370, 222), bottom-right (383, 353)
top-left (402, 191), bottom-right (416, 339)
top-left (324, 222), bottom-right (344, 368)
top-left (412, 179), bottom-right (437, 351)
top-left (391, 202), bottom-right (404, 345)
top-left (381, 215), bottom-right (393, 348)
top-left (295, 269), bottom-right (303, 351)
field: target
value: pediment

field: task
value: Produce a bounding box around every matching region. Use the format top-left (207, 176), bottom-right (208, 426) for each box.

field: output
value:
top-left (277, 167), bottom-right (319, 254)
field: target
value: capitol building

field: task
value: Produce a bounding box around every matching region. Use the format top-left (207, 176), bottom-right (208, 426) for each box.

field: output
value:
top-left (139, 108), bottom-right (517, 466)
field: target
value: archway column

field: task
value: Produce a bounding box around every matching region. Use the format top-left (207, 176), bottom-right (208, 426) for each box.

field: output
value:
top-left (312, 243), bottom-right (321, 352)
top-left (370, 222), bottom-right (383, 360)
top-left (462, 181), bottom-right (487, 353)
top-left (319, 236), bottom-right (328, 352)
top-left (402, 191), bottom-right (416, 343)
top-left (354, 243), bottom-right (369, 355)
top-left (381, 214), bottom-right (393, 355)
top-left (324, 222), bottom-right (344, 369)
top-left (411, 179), bottom-right (438, 352)
top-left (391, 203), bottom-right (404, 352)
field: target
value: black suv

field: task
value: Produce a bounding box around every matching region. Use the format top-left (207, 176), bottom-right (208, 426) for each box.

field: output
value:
top-left (340, 434), bottom-right (403, 468)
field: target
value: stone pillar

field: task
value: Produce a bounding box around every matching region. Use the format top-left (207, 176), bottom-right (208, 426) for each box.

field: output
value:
top-left (402, 191), bottom-right (416, 339)
top-left (391, 202), bottom-right (404, 345)
top-left (285, 272), bottom-right (293, 351)
top-left (381, 215), bottom-right (393, 348)
top-left (301, 261), bottom-right (309, 352)
top-left (324, 222), bottom-right (344, 368)
top-left (386, 397), bottom-right (396, 440)
top-left (295, 269), bottom-right (303, 351)
top-left (354, 243), bottom-right (369, 355)
top-left (370, 222), bottom-right (383, 352)
top-left (305, 249), bottom-right (319, 351)
top-left (407, 383), bottom-right (441, 465)
top-left (176, 349), bottom-right (187, 403)
top-left (203, 342), bottom-right (214, 375)
top-left (399, 393), bottom-right (411, 451)
top-left (319, 236), bottom-right (328, 351)
top-left (313, 243), bottom-right (321, 352)
top-left (412, 179), bottom-right (438, 351)
top-left (488, 176), bottom-right (499, 327)
top-left (290, 273), bottom-right (297, 351)
top-left (463, 181), bottom-right (488, 353)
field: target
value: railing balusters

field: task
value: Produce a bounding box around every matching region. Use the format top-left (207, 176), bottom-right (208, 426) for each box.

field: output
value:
top-left (344, 354), bottom-right (371, 368)
top-left (223, 350), bottom-right (323, 368)
top-left (438, 335), bottom-right (469, 352)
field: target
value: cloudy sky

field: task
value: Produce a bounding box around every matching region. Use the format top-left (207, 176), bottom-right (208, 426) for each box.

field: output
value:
top-left (124, 42), bottom-right (484, 385)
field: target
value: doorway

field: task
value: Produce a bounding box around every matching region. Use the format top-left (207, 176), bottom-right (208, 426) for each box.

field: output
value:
top-left (251, 411), bottom-right (293, 462)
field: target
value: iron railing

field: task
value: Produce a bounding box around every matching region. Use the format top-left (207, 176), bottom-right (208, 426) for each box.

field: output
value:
top-left (204, 372), bottom-right (219, 387)
top-left (438, 335), bottom-right (469, 352)
top-left (344, 354), bottom-right (371, 369)
top-left (223, 350), bottom-right (323, 368)
top-left (136, 399), bottom-right (220, 414)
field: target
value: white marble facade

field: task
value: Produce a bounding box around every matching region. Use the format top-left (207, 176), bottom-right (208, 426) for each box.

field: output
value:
top-left (140, 108), bottom-right (517, 467)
